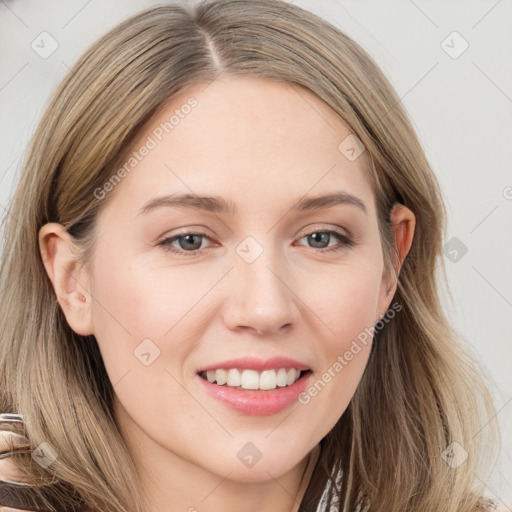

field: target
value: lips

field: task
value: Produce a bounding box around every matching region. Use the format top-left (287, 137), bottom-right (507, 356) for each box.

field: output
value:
top-left (197, 356), bottom-right (310, 373)
top-left (196, 356), bottom-right (312, 415)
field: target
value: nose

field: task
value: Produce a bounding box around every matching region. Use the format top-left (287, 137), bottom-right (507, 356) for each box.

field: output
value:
top-left (222, 242), bottom-right (301, 336)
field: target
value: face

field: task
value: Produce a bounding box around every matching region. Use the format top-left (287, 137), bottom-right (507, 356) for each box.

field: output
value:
top-left (45, 76), bottom-right (404, 484)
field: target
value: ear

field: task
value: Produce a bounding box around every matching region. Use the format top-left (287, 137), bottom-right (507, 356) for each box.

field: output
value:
top-left (38, 223), bottom-right (94, 336)
top-left (376, 203), bottom-right (416, 319)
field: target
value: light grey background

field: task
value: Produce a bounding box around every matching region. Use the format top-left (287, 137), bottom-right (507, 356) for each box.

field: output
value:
top-left (1, 0), bottom-right (511, 508)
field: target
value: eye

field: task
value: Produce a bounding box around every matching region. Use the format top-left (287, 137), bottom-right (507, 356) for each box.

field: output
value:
top-left (157, 228), bottom-right (354, 256)
top-left (296, 229), bottom-right (354, 253)
top-left (157, 231), bottom-right (212, 255)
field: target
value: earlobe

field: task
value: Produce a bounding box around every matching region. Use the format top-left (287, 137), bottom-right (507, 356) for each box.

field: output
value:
top-left (38, 223), bottom-right (94, 336)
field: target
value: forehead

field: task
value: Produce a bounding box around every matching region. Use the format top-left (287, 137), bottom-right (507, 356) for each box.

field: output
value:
top-left (104, 76), bottom-right (375, 218)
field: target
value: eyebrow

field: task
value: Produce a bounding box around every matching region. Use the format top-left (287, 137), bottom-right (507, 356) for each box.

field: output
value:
top-left (138, 191), bottom-right (367, 216)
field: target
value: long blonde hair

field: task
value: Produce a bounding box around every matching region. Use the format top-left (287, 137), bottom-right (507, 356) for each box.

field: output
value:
top-left (0, 1), bottom-right (499, 511)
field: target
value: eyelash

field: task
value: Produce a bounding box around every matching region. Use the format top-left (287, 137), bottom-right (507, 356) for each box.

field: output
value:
top-left (157, 229), bottom-right (355, 256)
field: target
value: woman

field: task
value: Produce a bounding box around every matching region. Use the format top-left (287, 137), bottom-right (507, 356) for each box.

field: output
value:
top-left (0, 0), bottom-right (500, 511)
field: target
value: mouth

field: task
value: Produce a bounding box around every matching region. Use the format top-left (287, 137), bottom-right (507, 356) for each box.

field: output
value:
top-left (198, 368), bottom-right (312, 391)
top-left (195, 356), bottom-right (313, 415)
top-left (197, 367), bottom-right (313, 416)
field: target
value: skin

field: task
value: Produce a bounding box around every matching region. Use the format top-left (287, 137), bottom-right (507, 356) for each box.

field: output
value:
top-left (35, 76), bottom-right (415, 512)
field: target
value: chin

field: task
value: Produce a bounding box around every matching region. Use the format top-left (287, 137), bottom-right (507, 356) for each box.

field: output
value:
top-left (199, 448), bottom-right (304, 483)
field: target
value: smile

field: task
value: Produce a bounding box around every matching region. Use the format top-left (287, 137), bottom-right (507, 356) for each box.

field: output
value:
top-left (196, 356), bottom-right (312, 415)
top-left (199, 368), bottom-right (305, 390)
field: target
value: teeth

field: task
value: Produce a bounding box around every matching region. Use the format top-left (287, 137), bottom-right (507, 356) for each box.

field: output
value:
top-left (227, 369), bottom-right (241, 387)
top-left (286, 368), bottom-right (296, 386)
top-left (202, 367), bottom-right (303, 390)
top-left (260, 370), bottom-right (277, 390)
top-left (277, 368), bottom-right (288, 387)
top-left (241, 369), bottom-right (259, 390)
top-left (216, 369), bottom-right (227, 385)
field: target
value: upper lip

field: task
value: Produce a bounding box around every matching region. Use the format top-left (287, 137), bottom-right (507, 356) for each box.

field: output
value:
top-left (197, 356), bottom-right (310, 373)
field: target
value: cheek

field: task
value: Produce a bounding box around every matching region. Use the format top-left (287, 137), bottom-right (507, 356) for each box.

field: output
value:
top-left (88, 243), bottom-right (219, 382)
top-left (298, 264), bottom-right (381, 430)
top-left (88, 252), bottom-right (197, 428)
top-left (304, 260), bottom-right (382, 351)
top-left (90, 241), bottom-right (183, 338)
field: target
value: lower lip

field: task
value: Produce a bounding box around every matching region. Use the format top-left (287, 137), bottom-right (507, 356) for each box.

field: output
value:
top-left (197, 372), bottom-right (312, 416)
